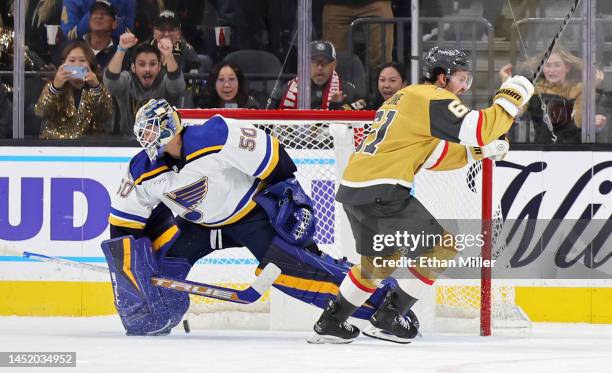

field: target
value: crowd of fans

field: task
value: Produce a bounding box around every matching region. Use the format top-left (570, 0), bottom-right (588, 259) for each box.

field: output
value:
top-left (0, 0), bottom-right (611, 144)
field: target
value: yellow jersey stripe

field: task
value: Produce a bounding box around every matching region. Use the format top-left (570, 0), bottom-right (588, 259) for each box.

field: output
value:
top-left (151, 225), bottom-right (179, 252)
top-left (186, 145), bottom-right (224, 161)
top-left (122, 238), bottom-right (139, 290)
top-left (255, 268), bottom-right (339, 295)
top-left (201, 201), bottom-right (257, 227)
top-left (108, 216), bottom-right (146, 229)
top-left (257, 138), bottom-right (280, 180)
top-left (134, 165), bottom-right (170, 185)
top-left (200, 182), bottom-right (265, 227)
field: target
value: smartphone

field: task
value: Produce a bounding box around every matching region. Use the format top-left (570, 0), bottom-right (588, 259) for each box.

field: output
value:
top-left (63, 65), bottom-right (88, 79)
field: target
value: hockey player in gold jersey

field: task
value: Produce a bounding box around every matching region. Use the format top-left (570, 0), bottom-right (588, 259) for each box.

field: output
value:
top-left (308, 47), bottom-right (534, 344)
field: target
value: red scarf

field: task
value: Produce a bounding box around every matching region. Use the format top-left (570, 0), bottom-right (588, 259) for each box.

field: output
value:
top-left (279, 71), bottom-right (341, 109)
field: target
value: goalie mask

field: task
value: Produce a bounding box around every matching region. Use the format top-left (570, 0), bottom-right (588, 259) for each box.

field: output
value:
top-left (423, 47), bottom-right (473, 89)
top-left (134, 99), bottom-right (183, 161)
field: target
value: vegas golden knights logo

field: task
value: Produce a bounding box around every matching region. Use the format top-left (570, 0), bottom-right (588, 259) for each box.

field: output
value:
top-left (165, 177), bottom-right (208, 221)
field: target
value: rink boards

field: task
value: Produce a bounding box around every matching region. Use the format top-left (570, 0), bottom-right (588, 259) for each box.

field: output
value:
top-left (0, 146), bottom-right (611, 323)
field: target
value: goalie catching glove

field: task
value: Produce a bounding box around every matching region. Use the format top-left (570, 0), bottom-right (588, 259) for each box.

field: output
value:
top-left (254, 178), bottom-right (317, 246)
top-left (494, 75), bottom-right (534, 117)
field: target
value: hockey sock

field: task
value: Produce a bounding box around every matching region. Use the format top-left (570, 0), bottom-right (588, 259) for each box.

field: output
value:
top-left (338, 265), bottom-right (380, 312)
top-left (330, 293), bottom-right (361, 322)
top-left (393, 270), bottom-right (435, 313)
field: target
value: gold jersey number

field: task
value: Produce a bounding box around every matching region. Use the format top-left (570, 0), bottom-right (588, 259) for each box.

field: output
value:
top-left (357, 109), bottom-right (398, 155)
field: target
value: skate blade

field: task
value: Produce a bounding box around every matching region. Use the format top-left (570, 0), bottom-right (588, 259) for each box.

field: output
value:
top-left (362, 325), bottom-right (413, 344)
top-left (307, 333), bottom-right (356, 344)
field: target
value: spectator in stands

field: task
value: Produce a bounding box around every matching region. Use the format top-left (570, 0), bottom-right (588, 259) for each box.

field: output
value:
top-left (133, 0), bottom-right (163, 42)
top-left (149, 10), bottom-right (200, 73)
top-left (104, 32), bottom-right (186, 135)
top-left (0, 25), bottom-right (48, 137)
top-left (21, 0), bottom-right (64, 65)
top-left (501, 46), bottom-right (608, 144)
top-left (161, 0), bottom-right (226, 57)
top-left (368, 61), bottom-right (407, 109)
top-left (196, 62), bottom-right (260, 109)
top-left (83, 0), bottom-right (118, 70)
top-left (0, 83), bottom-right (10, 138)
top-left (270, 40), bottom-right (363, 110)
top-left (34, 41), bottom-right (113, 139)
top-left (322, 0), bottom-right (394, 71)
top-left (0, 1), bottom-right (9, 27)
top-left (55, 1), bottom-right (118, 70)
top-left (596, 92), bottom-right (612, 144)
top-left (62, 0), bottom-right (134, 41)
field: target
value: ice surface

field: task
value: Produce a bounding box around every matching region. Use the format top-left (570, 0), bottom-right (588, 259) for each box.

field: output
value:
top-left (1, 316), bottom-right (612, 373)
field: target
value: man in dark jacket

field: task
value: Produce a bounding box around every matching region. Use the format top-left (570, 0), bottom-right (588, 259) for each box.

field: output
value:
top-left (148, 10), bottom-right (200, 73)
top-left (270, 40), bottom-right (364, 110)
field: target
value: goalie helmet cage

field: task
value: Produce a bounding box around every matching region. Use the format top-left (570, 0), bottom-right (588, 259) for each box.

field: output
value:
top-left (178, 109), bottom-right (530, 335)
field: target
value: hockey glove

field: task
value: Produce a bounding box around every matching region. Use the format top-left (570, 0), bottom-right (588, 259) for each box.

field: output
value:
top-left (481, 138), bottom-right (510, 161)
top-left (468, 138), bottom-right (509, 162)
top-left (493, 75), bottom-right (534, 117)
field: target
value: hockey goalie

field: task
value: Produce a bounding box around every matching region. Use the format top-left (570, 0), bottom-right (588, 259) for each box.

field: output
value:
top-left (102, 98), bottom-right (417, 339)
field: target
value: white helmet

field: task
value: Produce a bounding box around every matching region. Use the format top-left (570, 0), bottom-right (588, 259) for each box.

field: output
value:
top-left (134, 99), bottom-right (183, 161)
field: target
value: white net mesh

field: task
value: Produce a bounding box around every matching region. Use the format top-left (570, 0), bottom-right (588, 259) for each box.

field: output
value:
top-left (179, 110), bottom-right (530, 333)
top-left (414, 152), bottom-right (530, 332)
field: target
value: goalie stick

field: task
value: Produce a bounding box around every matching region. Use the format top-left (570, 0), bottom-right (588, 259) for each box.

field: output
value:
top-left (22, 251), bottom-right (281, 305)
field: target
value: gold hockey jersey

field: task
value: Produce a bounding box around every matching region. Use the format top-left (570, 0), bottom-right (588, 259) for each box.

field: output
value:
top-left (336, 84), bottom-right (514, 204)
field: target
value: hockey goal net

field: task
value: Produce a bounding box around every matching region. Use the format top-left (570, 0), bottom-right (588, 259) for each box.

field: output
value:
top-left (177, 109), bottom-right (530, 335)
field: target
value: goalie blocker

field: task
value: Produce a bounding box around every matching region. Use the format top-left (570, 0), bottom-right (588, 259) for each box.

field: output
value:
top-left (103, 179), bottom-right (418, 336)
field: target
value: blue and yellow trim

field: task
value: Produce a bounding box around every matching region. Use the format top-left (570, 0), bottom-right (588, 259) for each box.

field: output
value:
top-left (186, 145), bottom-right (224, 162)
top-left (255, 136), bottom-right (280, 180)
top-left (108, 208), bottom-right (147, 229)
top-left (151, 225), bottom-right (179, 252)
top-left (108, 216), bottom-right (146, 230)
top-left (204, 201), bottom-right (258, 227)
top-left (134, 165), bottom-right (170, 185)
top-left (201, 180), bottom-right (265, 227)
top-left (255, 267), bottom-right (339, 296)
top-left (121, 238), bottom-right (139, 290)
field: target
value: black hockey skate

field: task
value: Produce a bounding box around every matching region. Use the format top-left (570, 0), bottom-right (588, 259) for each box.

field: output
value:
top-left (308, 297), bottom-right (360, 344)
top-left (363, 292), bottom-right (419, 344)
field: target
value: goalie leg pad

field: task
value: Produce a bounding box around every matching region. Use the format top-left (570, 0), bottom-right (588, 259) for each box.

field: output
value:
top-left (258, 235), bottom-right (423, 321)
top-left (257, 236), bottom-right (350, 310)
top-left (101, 236), bottom-right (173, 336)
top-left (157, 256), bottom-right (192, 330)
top-left (257, 237), bottom-right (403, 320)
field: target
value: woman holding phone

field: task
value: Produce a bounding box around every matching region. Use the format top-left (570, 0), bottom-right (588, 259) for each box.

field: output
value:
top-left (35, 41), bottom-right (113, 139)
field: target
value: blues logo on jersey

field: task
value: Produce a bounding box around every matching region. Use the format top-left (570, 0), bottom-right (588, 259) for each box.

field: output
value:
top-left (165, 177), bottom-right (208, 221)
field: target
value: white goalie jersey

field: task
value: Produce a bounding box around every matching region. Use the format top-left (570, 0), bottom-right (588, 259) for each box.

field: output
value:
top-left (109, 115), bottom-right (281, 229)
